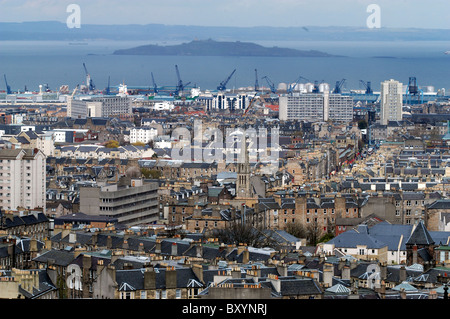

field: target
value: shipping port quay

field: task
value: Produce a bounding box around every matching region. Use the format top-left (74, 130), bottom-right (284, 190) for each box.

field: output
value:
top-left (0, 63), bottom-right (448, 107)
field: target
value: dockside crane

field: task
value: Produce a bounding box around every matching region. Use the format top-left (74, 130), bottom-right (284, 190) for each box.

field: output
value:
top-left (104, 76), bottom-right (111, 95)
top-left (83, 63), bottom-right (95, 91)
top-left (70, 84), bottom-right (79, 99)
top-left (243, 93), bottom-right (260, 116)
top-left (4, 74), bottom-right (11, 94)
top-left (333, 78), bottom-right (346, 94)
top-left (406, 76), bottom-right (423, 104)
top-left (254, 69), bottom-right (259, 92)
top-left (151, 72), bottom-right (158, 94)
top-left (359, 80), bottom-right (373, 94)
top-left (174, 65), bottom-right (191, 96)
top-left (287, 75), bottom-right (310, 94)
top-left (217, 69), bottom-right (236, 91)
top-left (262, 76), bottom-right (276, 94)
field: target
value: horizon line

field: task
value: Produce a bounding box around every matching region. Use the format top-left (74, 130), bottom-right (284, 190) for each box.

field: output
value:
top-left (1, 20), bottom-right (450, 31)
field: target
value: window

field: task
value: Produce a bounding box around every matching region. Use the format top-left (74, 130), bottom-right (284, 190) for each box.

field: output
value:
top-left (140, 291), bottom-right (147, 299)
top-left (176, 289), bottom-right (181, 299)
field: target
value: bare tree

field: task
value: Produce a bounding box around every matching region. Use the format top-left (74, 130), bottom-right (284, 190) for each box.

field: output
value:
top-left (284, 221), bottom-right (307, 239)
top-left (211, 221), bottom-right (275, 248)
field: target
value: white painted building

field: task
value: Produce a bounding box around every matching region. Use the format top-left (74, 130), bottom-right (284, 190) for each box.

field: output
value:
top-left (130, 127), bottom-right (158, 144)
top-left (380, 79), bottom-right (403, 125)
top-left (0, 149), bottom-right (46, 211)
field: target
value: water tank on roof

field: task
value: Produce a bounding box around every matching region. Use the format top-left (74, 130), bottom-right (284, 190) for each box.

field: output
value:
top-left (319, 83), bottom-right (330, 92)
top-left (277, 82), bottom-right (287, 91)
top-left (297, 83), bottom-right (306, 92)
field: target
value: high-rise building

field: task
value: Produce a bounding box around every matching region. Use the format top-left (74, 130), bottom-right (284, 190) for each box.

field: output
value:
top-left (0, 149), bottom-right (46, 211)
top-left (279, 92), bottom-right (353, 122)
top-left (380, 79), bottom-right (403, 125)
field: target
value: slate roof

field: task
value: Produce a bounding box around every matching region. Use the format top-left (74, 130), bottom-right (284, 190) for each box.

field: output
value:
top-left (17, 269), bottom-right (57, 299)
top-left (115, 267), bottom-right (201, 291)
top-left (326, 225), bottom-right (387, 249)
top-left (33, 249), bottom-right (75, 267)
top-left (405, 220), bottom-right (435, 246)
top-left (427, 199), bottom-right (450, 210)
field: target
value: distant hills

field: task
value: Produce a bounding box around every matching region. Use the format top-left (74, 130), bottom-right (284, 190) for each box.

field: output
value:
top-left (113, 39), bottom-right (337, 57)
top-left (1, 21), bottom-right (450, 42)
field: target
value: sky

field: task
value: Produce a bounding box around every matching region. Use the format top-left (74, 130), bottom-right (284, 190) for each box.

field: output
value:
top-left (0, 0), bottom-right (449, 29)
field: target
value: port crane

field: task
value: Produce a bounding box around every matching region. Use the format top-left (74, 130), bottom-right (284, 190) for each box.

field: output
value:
top-left (287, 75), bottom-right (309, 94)
top-left (3, 74), bottom-right (11, 94)
top-left (174, 65), bottom-right (191, 96)
top-left (104, 76), bottom-right (111, 95)
top-left (262, 76), bottom-right (276, 94)
top-left (151, 72), bottom-right (158, 94)
top-left (217, 69), bottom-right (236, 91)
top-left (333, 78), bottom-right (346, 94)
top-left (83, 63), bottom-right (96, 91)
top-left (254, 69), bottom-right (259, 92)
top-left (359, 80), bottom-right (373, 94)
top-left (406, 76), bottom-right (423, 105)
top-left (243, 92), bottom-right (260, 116)
top-left (71, 84), bottom-right (79, 98)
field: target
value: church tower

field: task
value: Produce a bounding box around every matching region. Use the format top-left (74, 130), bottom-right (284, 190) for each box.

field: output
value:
top-left (236, 134), bottom-right (251, 198)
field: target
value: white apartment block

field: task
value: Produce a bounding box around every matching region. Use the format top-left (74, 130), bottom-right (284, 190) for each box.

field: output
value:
top-left (199, 93), bottom-right (250, 111)
top-left (279, 92), bottom-right (353, 122)
top-left (68, 96), bottom-right (132, 119)
top-left (380, 79), bottom-right (403, 125)
top-left (130, 127), bottom-right (158, 144)
top-left (0, 149), bottom-right (46, 211)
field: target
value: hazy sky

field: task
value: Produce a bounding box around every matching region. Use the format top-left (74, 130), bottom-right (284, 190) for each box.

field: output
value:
top-left (1, 0), bottom-right (449, 29)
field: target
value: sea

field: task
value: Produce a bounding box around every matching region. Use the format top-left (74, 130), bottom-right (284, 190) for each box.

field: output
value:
top-left (0, 39), bottom-right (450, 94)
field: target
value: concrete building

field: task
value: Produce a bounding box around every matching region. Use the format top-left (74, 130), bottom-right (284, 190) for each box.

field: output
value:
top-left (68, 96), bottom-right (132, 119)
top-left (279, 92), bottom-right (353, 122)
top-left (380, 79), bottom-right (403, 125)
top-left (79, 178), bottom-right (159, 227)
top-left (0, 149), bottom-right (46, 211)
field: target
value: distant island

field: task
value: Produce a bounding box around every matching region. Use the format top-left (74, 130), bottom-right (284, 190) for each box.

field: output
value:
top-left (112, 39), bottom-right (338, 57)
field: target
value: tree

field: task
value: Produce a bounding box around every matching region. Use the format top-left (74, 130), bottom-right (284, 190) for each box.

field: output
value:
top-left (212, 221), bottom-right (275, 248)
top-left (358, 120), bottom-right (368, 130)
top-left (132, 141), bottom-right (146, 147)
top-left (141, 168), bottom-right (161, 179)
top-left (306, 218), bottom-right (321, 246)
top-left (284, 221), bottom-right (307, 239)
top-left (104, 140), bottom-right (119, 148)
